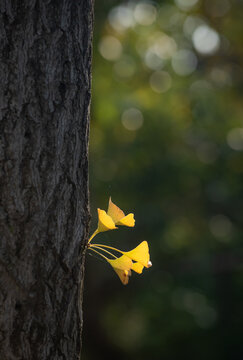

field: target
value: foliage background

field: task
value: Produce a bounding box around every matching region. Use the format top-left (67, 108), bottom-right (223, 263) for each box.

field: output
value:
top-left (83, 1), bottom-right (243, 359)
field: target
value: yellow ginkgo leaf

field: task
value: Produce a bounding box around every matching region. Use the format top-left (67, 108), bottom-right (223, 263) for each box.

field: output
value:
top-left (107, 255), bottom-right (133, 270)
top-left (107, 197), bottom-right (125, 223)
top-left (124, 241), bottom-right (152, 268)
top-left (97, 208), bottom-right (117, 233)
top-left (132, 262), bottom-right (144, 274)
top-left (107, 197), bottom-right (135, 227)
top-left (107, 255), bottom-right (133, 285)
top-left (113, 268), bottom-right (131, 285)
top-left (117, 213), bottom-right (135, 227)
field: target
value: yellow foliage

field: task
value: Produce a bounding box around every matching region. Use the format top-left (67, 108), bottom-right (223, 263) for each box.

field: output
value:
top-left (88, 198), bottom-right (152, 284)
top-left (107, 198), bottom-right (135, 227)
top-left (97, 208), bottom-right (117, 232)
top-left (124, 241), bottom-right (152, 268)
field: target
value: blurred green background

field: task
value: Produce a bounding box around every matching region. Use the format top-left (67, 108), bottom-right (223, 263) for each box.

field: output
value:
top-left (83, 1), bottom-right (243, 359)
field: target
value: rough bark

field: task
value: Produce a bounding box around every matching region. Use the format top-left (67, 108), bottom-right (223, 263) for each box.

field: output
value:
top-left (0, 0), bottom-right (93, 359)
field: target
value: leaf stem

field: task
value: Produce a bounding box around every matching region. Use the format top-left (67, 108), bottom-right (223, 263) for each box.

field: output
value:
top-left (88, 229), bottom-right (99, 243)
top-left (89, 247), bottom-right (108, 261)
top-left (90, 244), bottom-right (117, 259)
top-left (91, 243), bottom-right (124, 255)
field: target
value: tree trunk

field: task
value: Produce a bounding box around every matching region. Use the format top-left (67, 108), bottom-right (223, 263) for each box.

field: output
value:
top-left (0, 0), bottom-right (93, 359)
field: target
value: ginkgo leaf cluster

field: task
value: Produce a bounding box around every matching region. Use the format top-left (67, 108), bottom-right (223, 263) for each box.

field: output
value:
top-left (88, 198), bottom-right (152, 285)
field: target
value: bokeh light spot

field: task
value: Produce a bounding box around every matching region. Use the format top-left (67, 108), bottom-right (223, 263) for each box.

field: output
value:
top-left (183, 15), bottom-right (205, 39)
top-left (192, 25), bottom-right (220, 55)
top-left (153, 33), bottom-right (177, 60)
top-left (134, 3), bottom-right (157, 26)
top-left (190, 80), bottom-right (213, 95)
top-left (210, 67), bottom-right (232, 87)
top-left (149, 71), bottom-right (172, 93)
top-left (99, 36), bottom-right (122, 61)
top-left (172, 49), bottom-right (197, 76)
top-left (226, 128), bottom-right (243, 151)
top-left (209, 214), bottom-right (232, 240)
top-left (144, 49), bottom-right (164, 70)
top-left (172, 288), bottom-right (217, 328)
top-left (175, 0), bottom-right (199, 11)
top-left (121, 108), bottom-right (144, 131)
top-left (108, 6), bottom-right (135, 32)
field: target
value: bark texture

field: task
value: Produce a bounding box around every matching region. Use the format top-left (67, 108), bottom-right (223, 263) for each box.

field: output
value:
top-left (0, 0), bottom-right (93, 359)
